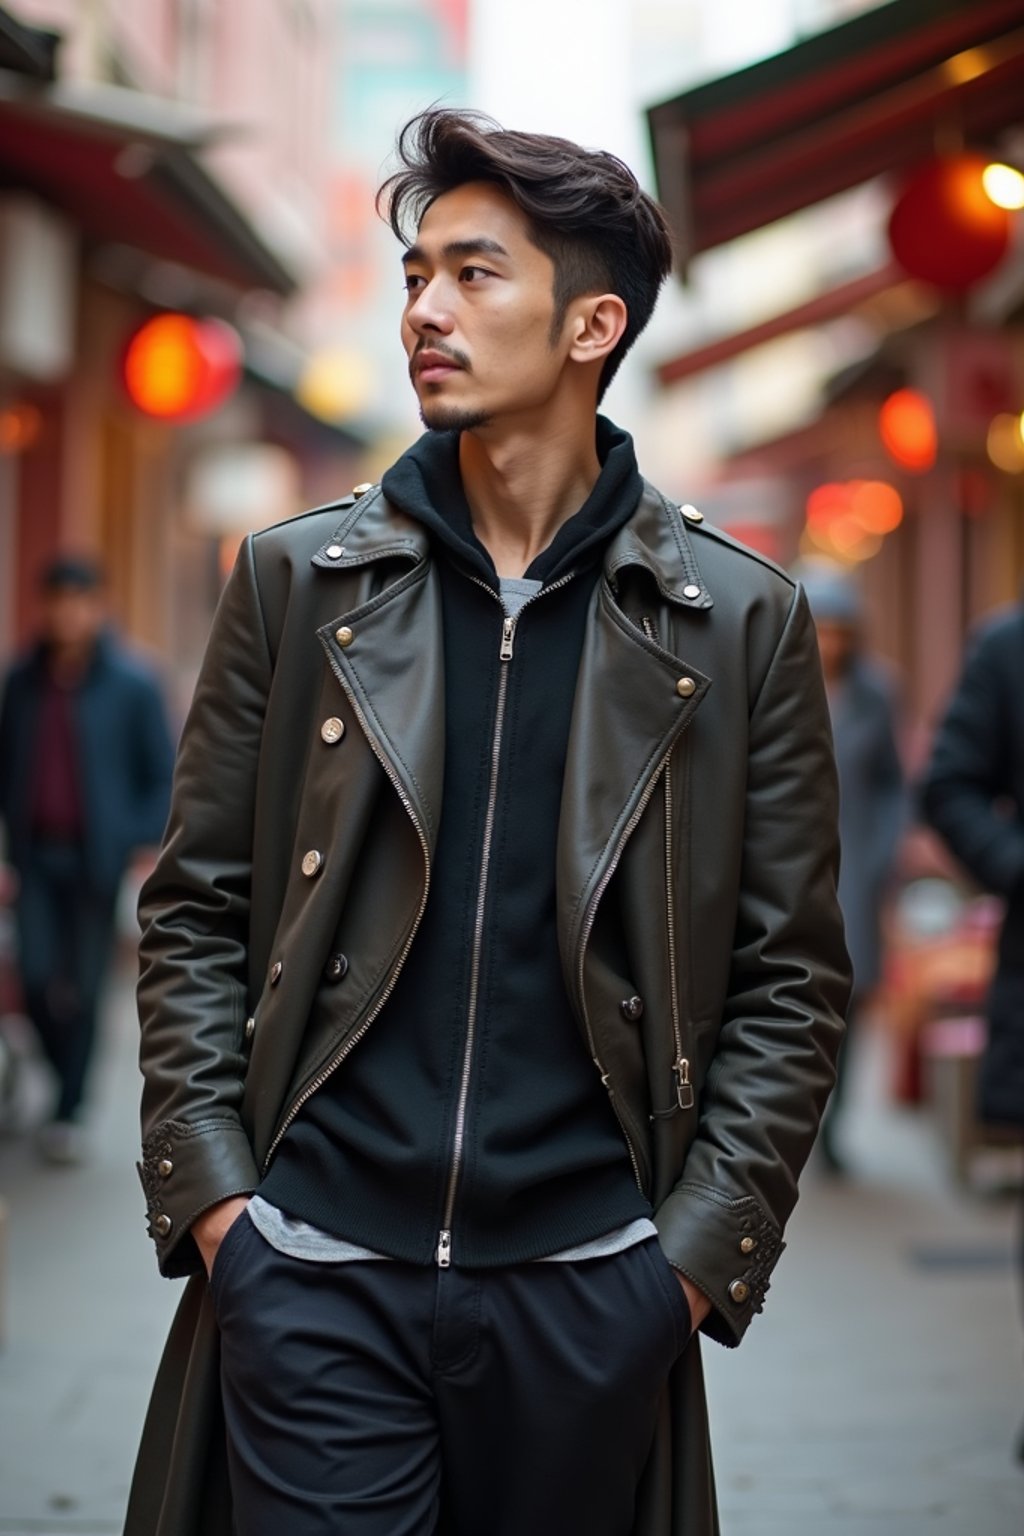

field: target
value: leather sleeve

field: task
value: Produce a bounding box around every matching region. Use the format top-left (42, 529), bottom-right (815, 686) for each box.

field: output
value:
top-left (136, 538), bottom-right (268, 1277)
top-left (655, 584), bottom-right (851, 1344)
top-left (920, 617), bottom-right (1024, 899)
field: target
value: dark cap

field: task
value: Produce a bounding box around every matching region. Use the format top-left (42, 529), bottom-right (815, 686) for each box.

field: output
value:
top-left (39, 554), bottom-right (105, 592)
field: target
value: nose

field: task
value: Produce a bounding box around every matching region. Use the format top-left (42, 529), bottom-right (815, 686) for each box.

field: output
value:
top-left (406, 276), bottom-right (454, 338)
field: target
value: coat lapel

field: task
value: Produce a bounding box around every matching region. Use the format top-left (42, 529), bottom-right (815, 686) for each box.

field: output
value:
top-left (556, 577), bottom-right (710, 1008)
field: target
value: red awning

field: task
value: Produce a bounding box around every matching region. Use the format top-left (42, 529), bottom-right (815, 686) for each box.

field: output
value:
top-left (0, 70), bottom-right (296, 294)
top-left (647, 0), bottom-right (1024, 276)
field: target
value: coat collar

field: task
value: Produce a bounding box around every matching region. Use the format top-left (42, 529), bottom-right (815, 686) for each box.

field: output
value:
top-left (311, 480), bottom-right (714, 608)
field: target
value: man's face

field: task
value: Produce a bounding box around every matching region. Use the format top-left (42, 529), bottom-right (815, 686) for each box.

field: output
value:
top-left (814, 618), bottom-right (856, 680)
top-left (41, 586), bottom-right (104, 651)
top-left (401, 181), bottom-right (571, 433)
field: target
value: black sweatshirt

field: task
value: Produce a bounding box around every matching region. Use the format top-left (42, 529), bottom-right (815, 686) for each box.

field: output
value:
top-left (259, 420), bottom-right (652, 1265)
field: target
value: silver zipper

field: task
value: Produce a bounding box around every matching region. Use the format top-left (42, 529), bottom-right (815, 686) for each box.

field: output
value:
top-left (436, 570), bottom-right (574, 1267)
top-left (663, 752), bottom-right (693, 1110)
top-left (263, 645), bottom-right (432, 1171)
top-left (642, 617), bottom-right (693, 1114)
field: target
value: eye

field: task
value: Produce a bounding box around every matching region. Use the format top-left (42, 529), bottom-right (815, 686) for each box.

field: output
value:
top-left (403, 273), bottom-right (427, 294)
top-left (460, 265), bottom-right (493, 283)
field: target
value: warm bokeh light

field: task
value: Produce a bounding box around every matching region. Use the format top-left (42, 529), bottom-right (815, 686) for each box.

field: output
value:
top-left (982, 162), bottom-right (1024, 211)
top-left (804, 479), bottom-right (902, 564)
top-left (123, 314), bottom-right (242, 421)
top-left (878, 388), bottom-right (938, 472)
top-left (986, 413), bottom-right (1024, 473)
top-left (296, 347), bottom-right (375, 423)
top-left (0, 402), bottom-right (42, 454)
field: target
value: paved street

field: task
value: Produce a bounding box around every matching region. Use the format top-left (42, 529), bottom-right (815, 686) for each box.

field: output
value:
top-left (0, 967), bottom-right (1022, 1535)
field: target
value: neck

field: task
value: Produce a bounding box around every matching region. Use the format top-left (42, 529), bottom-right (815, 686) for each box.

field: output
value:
top-left (47, 639), bottom-right (94, 685)
top-left (458, 417), bottom-right (602, 580)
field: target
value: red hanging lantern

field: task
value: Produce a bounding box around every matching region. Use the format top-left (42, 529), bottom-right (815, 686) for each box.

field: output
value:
top-left (123, 314), bottom-right (243, 421)
top-left (887, 154), bottom-right (1011, 292)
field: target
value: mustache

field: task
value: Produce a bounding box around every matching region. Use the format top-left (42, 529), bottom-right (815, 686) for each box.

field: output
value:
top-left (410, 342), bottom-right (471, 379)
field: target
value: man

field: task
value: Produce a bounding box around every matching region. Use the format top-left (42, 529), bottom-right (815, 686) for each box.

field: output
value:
top-left (920, 596), bottom-right (1024, 1464)
top-left (802, 562), bottom-right (904, 1173)
top-left (128, 110), bottom-right (849, 1536)
top-left (0, 556), bottom-right (173, 1161)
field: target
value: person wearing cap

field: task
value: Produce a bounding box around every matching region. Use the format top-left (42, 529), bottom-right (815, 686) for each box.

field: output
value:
top-left (0, 555), bottom-right (174, 1162)
top-left (801, 561), bottom-right (905, 1172)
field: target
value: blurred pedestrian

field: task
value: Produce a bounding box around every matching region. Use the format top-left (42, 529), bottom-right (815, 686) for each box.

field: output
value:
top-left (803, 562), bottom-right (905, 1173)
top-left (129, 110), bottom-right (849, 1536)
top-left (920, 594), bottom-right (1024, 1464)
top-left (0, 555), bottom-right (174, 1163)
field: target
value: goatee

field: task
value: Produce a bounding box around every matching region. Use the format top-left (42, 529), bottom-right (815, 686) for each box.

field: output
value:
top-left (420, 403), bottom-right (493, 433)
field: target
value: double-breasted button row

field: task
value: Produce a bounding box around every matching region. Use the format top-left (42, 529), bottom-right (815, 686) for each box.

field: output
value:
top-left (620, 995), bottom-right (645, 1022)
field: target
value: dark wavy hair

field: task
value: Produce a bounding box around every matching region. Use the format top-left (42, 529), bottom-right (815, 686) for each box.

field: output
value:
top-left (378, 109), bottom-right (674, 400)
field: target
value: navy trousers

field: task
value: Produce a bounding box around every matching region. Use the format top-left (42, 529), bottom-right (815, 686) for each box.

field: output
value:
top-left (211, 1216), bottom-right (691, 1536)
top-left (16, 842), bottom-right (118, 1121)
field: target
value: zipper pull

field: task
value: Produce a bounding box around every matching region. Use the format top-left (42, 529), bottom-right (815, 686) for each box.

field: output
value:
top-left (499, 617), bottom-right (515, 661)
top-left (436, 1229), bottom-right (452, 1268)
top-left (674, 1058), bottom-right (695, 1111)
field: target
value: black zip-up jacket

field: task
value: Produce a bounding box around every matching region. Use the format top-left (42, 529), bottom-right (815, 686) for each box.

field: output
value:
top-left (259, 421), bottom-right (653, 1262)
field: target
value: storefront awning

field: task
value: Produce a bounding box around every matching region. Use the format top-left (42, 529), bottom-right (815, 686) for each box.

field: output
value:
top-left (0, 69), bottom-right (297, 294)
top-left (647, 0), bottom-right (1024, 277)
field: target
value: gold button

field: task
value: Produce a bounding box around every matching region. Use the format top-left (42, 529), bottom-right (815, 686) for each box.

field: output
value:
top-left (157, 1158), bottom-right (173, 1178)
top-left (154, 1213), bottom-right (172, 1238)
top-left (336, 626), bottom-right (354, 648)
top-left (270, 960), bottom-right (283, 986)
top-left (302, 850), bottom-right (324, 878)
top-left (683, 584), bottom-right (701, 601)
top-left (244, 1016), bottom-right (256, 1042)
top-left (321, 717), bottom-right (345, 745)
top-left (676, 677), bottom-right (696, 698)
top-left (740, 1236), bottom-right (757, 1254)
top-left (728, 1279), bottom-right (750, 1305)
top-left (352, 482), bottom-right (373, 495)
top-left (681, 504), bottom-right (704, 523)
top-left (325, 544), bottom-right (344, 560)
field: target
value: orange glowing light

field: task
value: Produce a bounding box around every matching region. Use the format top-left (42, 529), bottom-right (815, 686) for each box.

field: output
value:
top-left (0, 402), bottom-right (42, 454)
top-left (850, 480), bottom-right (903, 534)
top-left (123, 314), bottom-right (242, 421)
top-left (879, 389), bottom-right (938, 472)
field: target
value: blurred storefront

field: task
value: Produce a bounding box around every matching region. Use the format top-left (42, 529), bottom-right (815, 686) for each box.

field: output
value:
top-left (646, 0), bottom-right (1024, 741)
top-left (0, 1), bottom-right (362, 701)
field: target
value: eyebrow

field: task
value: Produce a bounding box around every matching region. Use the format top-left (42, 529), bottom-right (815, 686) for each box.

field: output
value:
top-left (401, 237), bottom-right (510, 266)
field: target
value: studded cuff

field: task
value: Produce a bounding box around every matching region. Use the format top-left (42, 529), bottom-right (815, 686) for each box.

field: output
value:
top-left (138, 1118), bottom-right (259, 1278)
top-left (654, 1180), bottom-right (785, 1347)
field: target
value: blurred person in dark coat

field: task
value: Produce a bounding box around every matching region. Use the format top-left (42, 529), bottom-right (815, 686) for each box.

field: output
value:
top-left (920, 595), bottom-right (1024, 1463)
top-left (0, 555), bottom-right (174, 1162)
top-left (803, 563), bottom-right (905, 1172)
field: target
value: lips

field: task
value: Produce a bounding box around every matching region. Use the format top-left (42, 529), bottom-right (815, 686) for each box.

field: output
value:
top-left (412, 350), bottom-right (464, 382)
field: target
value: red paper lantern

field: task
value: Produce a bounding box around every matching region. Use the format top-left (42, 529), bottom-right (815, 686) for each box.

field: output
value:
top-left (888, 154), bottom-right (1011, 292)
top-left (124, 314), bottom-right (243, 421)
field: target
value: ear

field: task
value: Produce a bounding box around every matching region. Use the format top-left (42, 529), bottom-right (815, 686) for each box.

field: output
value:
top-left (567, 294), bottom-right (628, 367)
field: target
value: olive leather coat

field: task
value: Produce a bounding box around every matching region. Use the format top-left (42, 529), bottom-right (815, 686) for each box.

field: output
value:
top-left (126, 480), bottom-right (850, 1536)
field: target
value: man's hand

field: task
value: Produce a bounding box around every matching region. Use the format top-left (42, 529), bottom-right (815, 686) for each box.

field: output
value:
top-left (676, 1272), bottom-right (712, 1336)
top-left (192, 1196), bottom-right (250, 1279)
